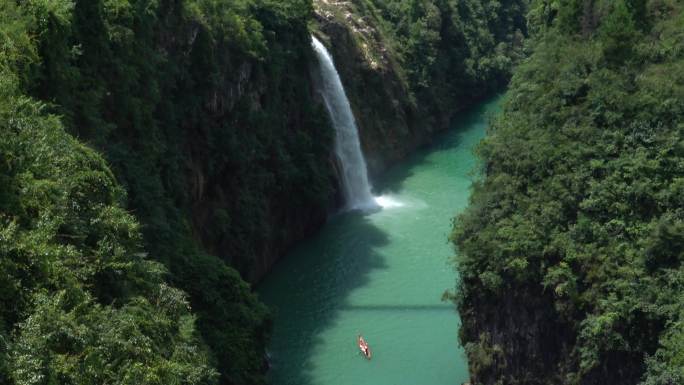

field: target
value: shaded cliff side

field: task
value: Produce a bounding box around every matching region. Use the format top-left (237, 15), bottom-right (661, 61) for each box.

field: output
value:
top-left (452, 1), bottom-right (684, 384)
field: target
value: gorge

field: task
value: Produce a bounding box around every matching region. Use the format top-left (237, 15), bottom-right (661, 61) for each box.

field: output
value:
top-left (259, 97), bottom-right (501, 385)
top-left (2, 1), bottom-right (683, 385)
top-left (0, 1), bottom-right (525, 383)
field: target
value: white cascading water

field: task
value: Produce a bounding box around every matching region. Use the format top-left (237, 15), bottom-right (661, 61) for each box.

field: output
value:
top-left (311, 36), bottom-right (378, 211)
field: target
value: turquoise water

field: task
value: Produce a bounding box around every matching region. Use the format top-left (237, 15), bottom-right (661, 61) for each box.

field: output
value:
top-left (258, 97), bottom-right (501, 385)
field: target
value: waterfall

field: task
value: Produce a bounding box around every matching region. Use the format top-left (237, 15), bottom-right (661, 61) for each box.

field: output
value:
top-left (311, 36), bottom-right (377, 211)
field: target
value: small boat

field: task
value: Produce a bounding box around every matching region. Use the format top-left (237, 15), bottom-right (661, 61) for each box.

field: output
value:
top-left (358, 335), bottom-right (372, 360)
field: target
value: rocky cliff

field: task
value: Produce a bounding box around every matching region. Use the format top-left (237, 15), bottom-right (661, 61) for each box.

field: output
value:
top-left (189, 0), bottom-right (530, 282)
top-left (312, 0), bottom-right (527, 178)
top-left (313, 3), bottom-right (419, 177)
top-left (181, 29), bottom-right (337, 283)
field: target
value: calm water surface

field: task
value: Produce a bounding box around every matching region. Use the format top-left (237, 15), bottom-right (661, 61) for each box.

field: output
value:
top-left (258, 97), bottom-right (502, 385)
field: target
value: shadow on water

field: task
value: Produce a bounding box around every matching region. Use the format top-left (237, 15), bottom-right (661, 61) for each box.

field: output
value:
top-left (258, 211), bottom-right (390, 385)
top-left (257, 95), bottom-right (504, 385)
top-left (341, 304), bottom-right (454, 311)
top-left (374, 99), bottom-right (500, 195)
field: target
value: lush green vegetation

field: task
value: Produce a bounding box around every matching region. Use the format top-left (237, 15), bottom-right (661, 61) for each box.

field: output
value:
top-left (361, 0), bottom-right (526, 92)
top-left (1, 0), bottom-right (532, 384)
top-left (1, 0), bottom-right (331, 384)
top-left (327, 0), bottom-right (528, 115)
top-left (25, 0), bottom-right (335, 280)
top-left (453, 1), bottom-right (684, 384)
top-left (0, 3), bottom-right (216, 383)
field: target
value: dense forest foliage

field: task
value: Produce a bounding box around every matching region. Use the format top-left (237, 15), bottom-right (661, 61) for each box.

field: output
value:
top-left (453, 0), bottom-right (684, 384)
top-left (0, 3), bottom-right (217, 383)
top-left (26, 0), bottom-right (337, 283)
top-left (1, 0), bottom-right (325, 384)
top-left (356, 0), bottom-right (527, 100)
top-left (328, 0), bottom-right (528, 115)
top-left (0, 0), bottom-right (531, 384)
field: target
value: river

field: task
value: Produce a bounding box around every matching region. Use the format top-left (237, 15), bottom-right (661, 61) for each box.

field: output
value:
top-left (258, 96), bottom-right (502, 385)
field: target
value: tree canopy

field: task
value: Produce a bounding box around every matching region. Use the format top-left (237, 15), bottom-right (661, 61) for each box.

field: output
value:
top-left (0, 4), bottom-right (216, 382)
top-left (453, 1), bottom-right (684, 384)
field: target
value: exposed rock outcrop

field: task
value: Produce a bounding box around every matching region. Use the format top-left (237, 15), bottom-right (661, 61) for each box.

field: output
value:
top-left (313, 2), bottom-right (437, 179)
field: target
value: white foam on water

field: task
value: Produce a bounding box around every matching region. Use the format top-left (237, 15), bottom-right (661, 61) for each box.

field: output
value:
top-left (374, 195), bottom-right (405, 209)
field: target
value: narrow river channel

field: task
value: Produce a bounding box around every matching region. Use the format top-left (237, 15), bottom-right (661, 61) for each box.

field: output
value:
top-left (258, 96), bottom-right (502, 385)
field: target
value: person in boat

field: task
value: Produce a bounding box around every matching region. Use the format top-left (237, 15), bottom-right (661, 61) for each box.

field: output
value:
top-left (358, 335), bottom-right (370, 357)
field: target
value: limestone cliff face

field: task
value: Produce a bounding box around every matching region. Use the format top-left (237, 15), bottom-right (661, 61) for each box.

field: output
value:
top-left (458, 286), bottom-right (577, 385)
top-left (171, 21), bottom-right (339, 283)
